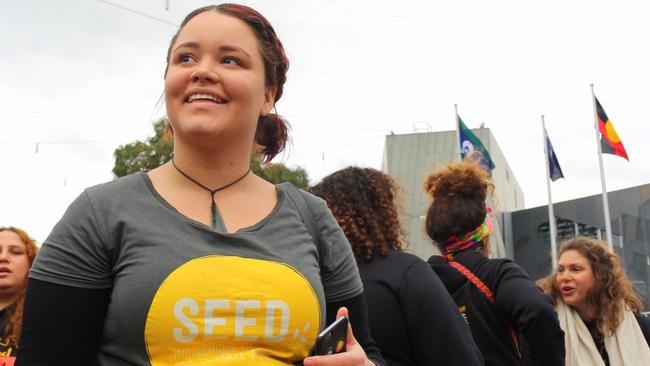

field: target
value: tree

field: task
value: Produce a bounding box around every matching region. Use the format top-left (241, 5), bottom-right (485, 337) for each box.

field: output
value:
top-left (251, 154), bottom-right (310, 190)
top-left (113, 118), bottom-right (310, 189)
top-left (112, 118), bottom-right (173, 178)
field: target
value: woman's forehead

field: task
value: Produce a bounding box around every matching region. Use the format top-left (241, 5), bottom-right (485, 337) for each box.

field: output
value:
top-left (174, 11), bottom-right (260, 53)
top-left (558, 249), bottom-right (589, 264)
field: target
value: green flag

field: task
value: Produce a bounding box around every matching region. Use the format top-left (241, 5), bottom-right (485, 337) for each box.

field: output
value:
top-left (458, 116), bottom-right (496, 172)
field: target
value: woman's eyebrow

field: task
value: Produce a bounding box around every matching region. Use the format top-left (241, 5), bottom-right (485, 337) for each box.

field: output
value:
top-left (172, 42), bottom-right (252, 59)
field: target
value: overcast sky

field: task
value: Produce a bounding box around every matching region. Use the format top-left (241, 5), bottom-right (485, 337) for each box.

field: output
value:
top-left (2, 0), bottom-right (649, 243)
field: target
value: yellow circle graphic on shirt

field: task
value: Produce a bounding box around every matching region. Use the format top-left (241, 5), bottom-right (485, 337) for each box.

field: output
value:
top-left (145, 256), bottom-right (321, 366)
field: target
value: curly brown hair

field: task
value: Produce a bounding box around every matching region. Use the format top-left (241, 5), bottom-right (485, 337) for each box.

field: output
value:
top-left (423, 159), bottom-right (494, 253)
top-left (0, 226), bottom-right (38, 345)
top-left (309, 167), bottom-right (406, 262)
top-left (541, 236), bottom-right (642, 335)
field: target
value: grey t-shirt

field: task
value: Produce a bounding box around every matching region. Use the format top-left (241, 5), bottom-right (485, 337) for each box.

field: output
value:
top-left (30, 172), bottom-right (362, 365)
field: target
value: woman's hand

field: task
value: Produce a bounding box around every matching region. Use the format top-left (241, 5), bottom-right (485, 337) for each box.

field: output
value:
top-left (303, 307), bottom-right (375, 366)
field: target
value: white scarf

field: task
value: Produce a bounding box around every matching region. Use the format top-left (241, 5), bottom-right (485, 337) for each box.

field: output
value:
top-left (556, 301), bottom-right (650, 366)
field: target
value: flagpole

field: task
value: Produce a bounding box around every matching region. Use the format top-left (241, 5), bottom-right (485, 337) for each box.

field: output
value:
top-left (591, 84), bottom-right (614, 251)
top-left (542, 116), bottom-right (558, 268)
top-left (455, 104), bottom-right (461, 160)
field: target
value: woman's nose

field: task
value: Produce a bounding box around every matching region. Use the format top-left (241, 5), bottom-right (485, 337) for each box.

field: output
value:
top-left (191, 65), bottom-right (218, 83)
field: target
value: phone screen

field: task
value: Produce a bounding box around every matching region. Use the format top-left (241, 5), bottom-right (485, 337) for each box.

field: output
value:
top-left (313, 316), bottom-right (348, 356)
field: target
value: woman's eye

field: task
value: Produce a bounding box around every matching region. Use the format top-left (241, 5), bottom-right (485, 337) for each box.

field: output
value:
top-left (222, 56), bottom-right (241, 66)
top-left (179, 54), bottom-right (195, 63)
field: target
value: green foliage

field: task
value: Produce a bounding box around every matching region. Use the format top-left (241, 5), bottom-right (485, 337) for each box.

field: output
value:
top-left (251, 154), bottom-right (310, 190)
top-left (113, 118), bottom-right (173, 178)
top-left (113, 118), bottom-right (310, 189)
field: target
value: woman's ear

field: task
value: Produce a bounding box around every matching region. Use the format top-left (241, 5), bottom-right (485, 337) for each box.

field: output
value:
top-left (261, 86), bottom-right (277, 116)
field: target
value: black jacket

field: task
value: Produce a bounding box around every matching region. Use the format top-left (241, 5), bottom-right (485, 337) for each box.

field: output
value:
top-left (359, 250), bottom-right (483, 366)
top-left (429, 250), bottom-right (565, 366)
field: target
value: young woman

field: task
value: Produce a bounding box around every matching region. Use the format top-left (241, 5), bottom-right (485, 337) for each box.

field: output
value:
top-left (541, 236), bottom-right (650, 366)
top-left (17, 4), bottom-right (384, 366)
top-left (310, 167), bottom-right (484, 366)
top-left (0, 227), bottom-right (37, 358)
top-left (424, 160), bottom-right (565, 366)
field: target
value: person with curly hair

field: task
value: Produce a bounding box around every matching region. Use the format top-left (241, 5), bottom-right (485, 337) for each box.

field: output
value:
top-left (0, 227), bottom-right (38, 359)
top-left (540, 236), bottom-right (650, 365)
top-left (310, 166), bottom-right (484, 366)
top-left (424, 159), bottom-right (565, 366)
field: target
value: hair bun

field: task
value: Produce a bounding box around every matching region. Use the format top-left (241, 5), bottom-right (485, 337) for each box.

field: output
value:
top-left (255, 113), bottom-right (289, 163)
top-left (423, 160), bottom-right (492, 204)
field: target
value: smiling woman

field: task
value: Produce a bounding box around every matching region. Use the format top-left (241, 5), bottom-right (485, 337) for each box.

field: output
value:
top-left (17, 3), bottom-right (384, 366)
top-left (541, 237), bottom-right (650, 366)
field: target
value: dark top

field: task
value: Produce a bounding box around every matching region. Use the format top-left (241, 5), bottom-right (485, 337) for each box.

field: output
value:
top-left (0, 306), bottom-right (18, 357)
top-left (584, 319), bottom-right (609, 366)
top-left (429, 250), bottom-right (565, 366)
top-left (358, 250), bottom-right (483, 366)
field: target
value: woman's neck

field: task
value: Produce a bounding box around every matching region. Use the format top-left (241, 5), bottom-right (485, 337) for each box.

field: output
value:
top-left (171, 143), bottom-right (252, 189)
top-left (574, 303), bottom-right (597, 322)
top-left (0, 292), bottom-right (20, 310)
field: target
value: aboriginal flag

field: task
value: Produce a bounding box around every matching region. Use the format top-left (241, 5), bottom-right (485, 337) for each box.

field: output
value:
top-left (595, 97), bottom-right (629, 161)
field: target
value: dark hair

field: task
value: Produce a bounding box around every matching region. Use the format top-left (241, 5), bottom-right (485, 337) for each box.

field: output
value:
top-left (0, 226), bottom-right (38, 344)
top-left (423, 159), bottom-right (494, 252)
top-left (541, 236), bottom-right (642, 335)
top-left (165, 3), bottom-right (289, 162)
top-left (310, 167), bottom-right (407, 262)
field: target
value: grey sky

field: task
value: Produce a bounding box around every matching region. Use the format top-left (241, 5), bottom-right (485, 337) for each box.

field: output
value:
top-left (2, 0), bottom-right (649, 242)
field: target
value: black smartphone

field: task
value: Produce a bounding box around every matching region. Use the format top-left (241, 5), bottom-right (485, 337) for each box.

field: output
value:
top-left (313, 316), bottom-right (348, 356)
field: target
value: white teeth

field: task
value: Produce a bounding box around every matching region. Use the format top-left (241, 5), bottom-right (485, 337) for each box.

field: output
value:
top-left (187, 94), bottom-right (224, 103)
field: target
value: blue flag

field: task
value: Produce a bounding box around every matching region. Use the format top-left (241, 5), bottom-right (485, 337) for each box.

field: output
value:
top-left (458, 116), bottom-right (495, 173)
top-left (545, 131), bottom-right (564, 181)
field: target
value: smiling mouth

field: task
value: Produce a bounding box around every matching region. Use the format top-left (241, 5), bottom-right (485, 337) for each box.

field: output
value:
top-left (186, 94), bottom-right (226, 104)
top-left (561, 286), bottom-right (576, 296)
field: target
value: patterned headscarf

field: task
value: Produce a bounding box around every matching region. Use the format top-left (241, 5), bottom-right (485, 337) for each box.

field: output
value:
top-left (443, 208), bottom-right (493, 261)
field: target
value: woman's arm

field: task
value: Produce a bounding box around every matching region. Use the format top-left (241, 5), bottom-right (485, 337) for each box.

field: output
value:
top-left (16, 279), bottom-right (111, 366)
top-left (494, 261), bottom-right (565, 366)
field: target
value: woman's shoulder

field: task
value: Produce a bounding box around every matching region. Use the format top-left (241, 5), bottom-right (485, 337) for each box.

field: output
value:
top-left (276, 183), bottom-right (329, 216)
top-left (84, 172), bottom-right (149, 199)
top-left (386, 250), bottom-right (426, 266)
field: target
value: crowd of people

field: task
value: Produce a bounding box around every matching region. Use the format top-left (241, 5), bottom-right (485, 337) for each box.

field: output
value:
top-left (5, 3), bottom-right (650, 366)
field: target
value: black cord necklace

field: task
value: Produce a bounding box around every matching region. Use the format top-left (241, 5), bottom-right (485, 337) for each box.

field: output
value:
top-left (171, 159), bottom-right (251, 229)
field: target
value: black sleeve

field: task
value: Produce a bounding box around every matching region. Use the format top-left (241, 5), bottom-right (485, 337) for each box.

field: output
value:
top-left (636, 314), bottom-right (650, 348)
top-left (494, 261), bottom-right (565, 366)
top-left (400, 260), bottom-right (484, 366)
top-left (16, 278), bottom-right (111, 366)
top-left (326, 293), bottom-right (386, 366)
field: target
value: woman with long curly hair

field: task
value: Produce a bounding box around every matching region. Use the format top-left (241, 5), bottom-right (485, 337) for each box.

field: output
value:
top-left (311, 166), bottom-right (483, 366)
top-left (0, 226), bottom-right (38, 358)
top-left (540, 236), bottom-right (650, 365)
top-left (424, 159), bottom-right (565, 366)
